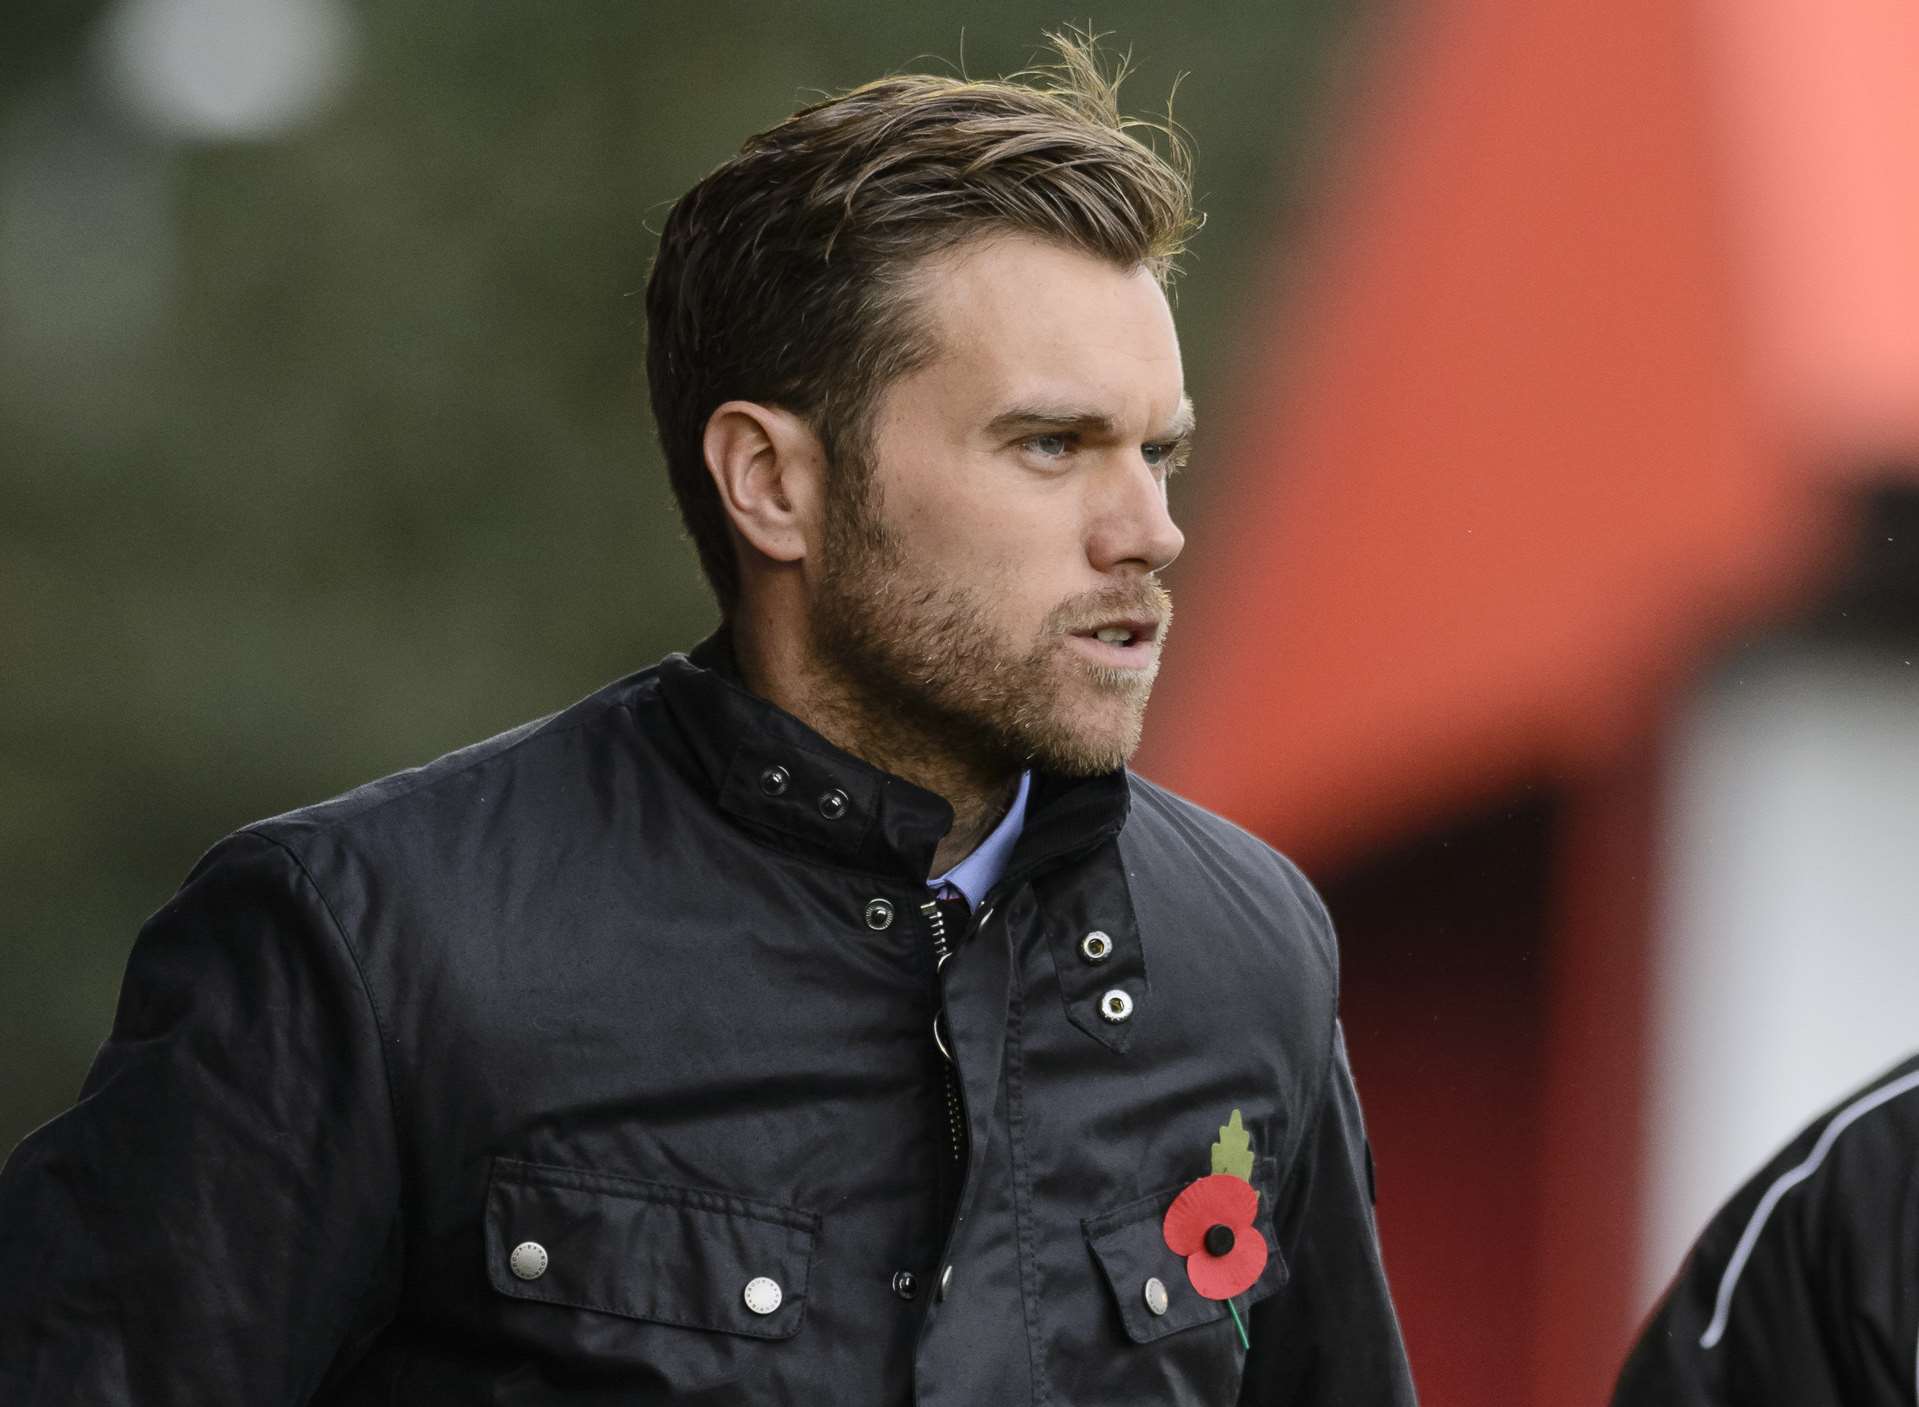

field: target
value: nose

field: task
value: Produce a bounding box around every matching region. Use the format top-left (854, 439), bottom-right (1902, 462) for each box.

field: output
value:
top-left (1088, 455), bottom-right (1186, 576)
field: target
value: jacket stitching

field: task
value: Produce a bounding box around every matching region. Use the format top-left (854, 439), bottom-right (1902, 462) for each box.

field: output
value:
top-left (490, 1155), bottom-right (820, 1230)
top-left (1004, 969), bottom-right (1052, 1406)
top-left (483, 1274), bottom-right (807, 1340)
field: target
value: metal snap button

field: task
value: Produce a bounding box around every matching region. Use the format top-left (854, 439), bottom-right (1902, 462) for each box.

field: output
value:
top-left (939, 1264), bottom-right (953, 1301)
top-left (743, 1276), bottom-right (783, 1315)
top-left (818, 788), bottom-right (848, 819)
top-left (1143, 1276), bottom-right (1169, 1315)
top-left (508, 1241), bottom-right (548, 1281)
top-left (864, 898), bottom-right (895, 931)
top-left (891, 1269), bottom-right (919, 1301)
top-left (1098, 988), bottom-right (1134, 1023)
top-left (759, 765), bottom-right (789, 797)
top-left (1079, 930), bottom-right (1114, 964)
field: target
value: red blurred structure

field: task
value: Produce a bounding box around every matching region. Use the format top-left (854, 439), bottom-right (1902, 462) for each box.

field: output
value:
top-left (1139, 0), bottom-right (1919, 1400)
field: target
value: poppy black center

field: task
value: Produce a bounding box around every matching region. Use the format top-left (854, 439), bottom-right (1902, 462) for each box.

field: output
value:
top-left (1203, 1223), bottom-right (1235, 1257)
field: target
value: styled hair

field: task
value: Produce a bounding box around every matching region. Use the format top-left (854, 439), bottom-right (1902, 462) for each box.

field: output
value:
top-left (644, 33), bottom-right (1199, 612)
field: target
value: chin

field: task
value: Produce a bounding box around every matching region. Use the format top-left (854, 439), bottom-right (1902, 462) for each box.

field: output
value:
top-left (1015, 698), bottom-right (1149, 777)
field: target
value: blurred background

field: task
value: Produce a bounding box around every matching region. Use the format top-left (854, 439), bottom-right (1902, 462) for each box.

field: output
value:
top-left (4, 1), bottom-right (1916, 1402)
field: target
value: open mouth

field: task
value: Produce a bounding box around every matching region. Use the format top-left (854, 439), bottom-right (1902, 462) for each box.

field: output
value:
top-left (1081, 618), bottom-right (1160, 645)
top-left (1068, 618), bottom-right (1164, 660)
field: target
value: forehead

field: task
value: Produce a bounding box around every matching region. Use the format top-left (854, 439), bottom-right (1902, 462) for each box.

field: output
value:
top-left (904, 234), bottom-right (1185, 419)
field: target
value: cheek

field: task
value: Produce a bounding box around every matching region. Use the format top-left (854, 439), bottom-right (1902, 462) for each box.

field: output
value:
top-left (992, 514), bottom-right (1089, 610)
top-left (971, 489), bottom-right (1087, 565)
top-left (883, 469), bottom-right (1091, 612)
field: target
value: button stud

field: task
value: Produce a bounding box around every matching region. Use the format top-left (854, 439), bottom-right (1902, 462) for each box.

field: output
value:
top-left (508, 1241), bottom-right (548, 1281)
top-left (1079, 930), bottom-right (1114, 964)
top-left (1098, 988), bottom-right (1134, 1023)
top-left (1143, 1275), bottom-right (1169, 1315)
top-left (759, 765), bottom-right (789, 797)
top-left (864, 898), bottom-right (895, 931)
top-left (743, 1276), bottom-right (783, 1315)
top-left (818, 788), bottom-right (849, 819)
top-left (891, 1269), bottom-right (919, 1301)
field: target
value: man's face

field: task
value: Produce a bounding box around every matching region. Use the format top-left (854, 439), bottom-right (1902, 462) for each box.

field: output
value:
top-left (812, 233), bottom-right (1189, 776)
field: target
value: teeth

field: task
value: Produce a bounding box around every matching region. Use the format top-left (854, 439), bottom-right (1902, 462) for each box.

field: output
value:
top-left (1095, 627), bottom-right (1133, 645)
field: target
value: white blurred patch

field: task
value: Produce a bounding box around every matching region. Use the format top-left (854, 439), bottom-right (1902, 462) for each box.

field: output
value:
top-left (93, 0), bottom-right (358, 142)
top-left (1640, 647), bottom-right (1919, 1303)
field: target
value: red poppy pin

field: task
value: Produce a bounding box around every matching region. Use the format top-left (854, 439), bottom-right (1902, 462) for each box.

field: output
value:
top-left (1162, 1109), bottom-right (1266, 1348)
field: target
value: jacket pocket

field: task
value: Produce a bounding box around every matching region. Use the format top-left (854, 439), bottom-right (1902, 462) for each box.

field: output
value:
top-left (1081, 1157), bottom-right (1287, 1345)
top-left (484, 1157), bottom-right (819, 1341)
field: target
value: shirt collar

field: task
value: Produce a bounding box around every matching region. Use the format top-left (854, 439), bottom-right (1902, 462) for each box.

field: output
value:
top-left (928, 770), bottom-right (1031, 910)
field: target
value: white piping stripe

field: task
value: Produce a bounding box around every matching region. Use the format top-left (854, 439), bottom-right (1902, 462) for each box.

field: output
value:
top-left (1698, 1068), bottom-right (1919, 1349)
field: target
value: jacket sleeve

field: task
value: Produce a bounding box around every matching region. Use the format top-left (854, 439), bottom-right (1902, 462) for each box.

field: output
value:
top-left (0, 830), bottom-right (404, 1405)
top-left (1611, 1057), bottom-right (1919, 1407)
top-left (1239, 1020), bottom-right (1418, 1406)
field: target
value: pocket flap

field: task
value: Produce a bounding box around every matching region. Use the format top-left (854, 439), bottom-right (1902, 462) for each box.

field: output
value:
top-left (1081, 1159), bottom-right (1288, 1345)
top-left (485, 1157), bottom-right (819, 1341)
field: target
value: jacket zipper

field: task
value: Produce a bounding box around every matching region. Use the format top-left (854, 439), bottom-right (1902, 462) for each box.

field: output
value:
top-left (919, 899), bottom-right (967, 1168)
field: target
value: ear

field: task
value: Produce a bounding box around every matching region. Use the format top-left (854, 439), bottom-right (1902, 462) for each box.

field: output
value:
top-left (701, 400), bottom-right (828, 568)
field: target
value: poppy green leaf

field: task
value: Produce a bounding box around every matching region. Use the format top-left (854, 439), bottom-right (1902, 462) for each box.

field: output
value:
top-left (1211, 1108), bottom-right (1255, 1182)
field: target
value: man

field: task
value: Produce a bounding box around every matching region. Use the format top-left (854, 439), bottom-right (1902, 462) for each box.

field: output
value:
top-left (1612, 1052), bottom-right (1919, 1406)
top-left (0, 37), bottom-right (1414, 1405)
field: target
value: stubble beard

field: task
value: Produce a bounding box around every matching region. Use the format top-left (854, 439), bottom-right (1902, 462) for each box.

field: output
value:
top-left (810, 475), bottom-right (1172, 779)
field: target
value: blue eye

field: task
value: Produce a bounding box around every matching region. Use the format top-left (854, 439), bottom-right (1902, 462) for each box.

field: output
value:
top-left (1142, 442), bottom-right (1184, 475)
top-left (1025, 434), bottom-right (1070, 458)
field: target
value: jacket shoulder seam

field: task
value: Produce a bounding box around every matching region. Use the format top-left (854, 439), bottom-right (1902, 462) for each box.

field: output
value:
top-left (1275, 1005), bottom-right (1345, 1206)
top-left (240, 828), bottom-right (409, 1247)
top-left (266, 694), bottom-right (640, 836)
top-left (1279, 880), bottom-right (1345, 1201)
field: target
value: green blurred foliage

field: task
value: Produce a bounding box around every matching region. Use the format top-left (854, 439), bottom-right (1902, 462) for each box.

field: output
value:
top-left (1, 1), bottom-right (1371, 1151)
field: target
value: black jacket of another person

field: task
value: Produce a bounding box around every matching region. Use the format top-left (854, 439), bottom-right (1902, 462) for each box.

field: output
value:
top-left (1613, 1052), bottom-right (1919, 1406)
top-left (0, 636), bottom-right (1415, 1405)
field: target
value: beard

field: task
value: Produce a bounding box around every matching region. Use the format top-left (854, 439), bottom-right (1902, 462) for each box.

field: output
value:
top-left (811, 474), bottom-right (1172, 778)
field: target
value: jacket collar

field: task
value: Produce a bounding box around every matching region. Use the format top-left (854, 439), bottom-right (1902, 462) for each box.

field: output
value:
top-left (656, 631), bottom-right (1131, 886)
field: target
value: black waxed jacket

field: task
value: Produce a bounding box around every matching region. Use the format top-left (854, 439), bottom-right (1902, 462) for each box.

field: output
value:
top-left (1612, 1053), bottom-right (1919, 1407)
top-left (0, 639), bottom-right (1415, 1405)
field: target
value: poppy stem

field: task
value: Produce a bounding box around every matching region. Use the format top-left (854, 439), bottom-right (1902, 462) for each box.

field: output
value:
top-left (1228, 1298), bottom-right (1249, 1351)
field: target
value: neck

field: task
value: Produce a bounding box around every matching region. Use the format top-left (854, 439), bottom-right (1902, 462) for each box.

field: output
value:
top-left (729, 610), bottom-right (1020, 876)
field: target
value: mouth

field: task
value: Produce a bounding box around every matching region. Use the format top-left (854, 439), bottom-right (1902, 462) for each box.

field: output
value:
top-left (1065, 617), bottom-right (1165, 668)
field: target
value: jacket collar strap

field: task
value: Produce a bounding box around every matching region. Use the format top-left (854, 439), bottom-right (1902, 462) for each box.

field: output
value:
top-left (658, 632), bottom-right (1130, 883)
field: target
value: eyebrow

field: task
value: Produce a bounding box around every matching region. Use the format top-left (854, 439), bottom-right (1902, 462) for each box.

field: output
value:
top-left (986, 395), bottom-right (1196, 444)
